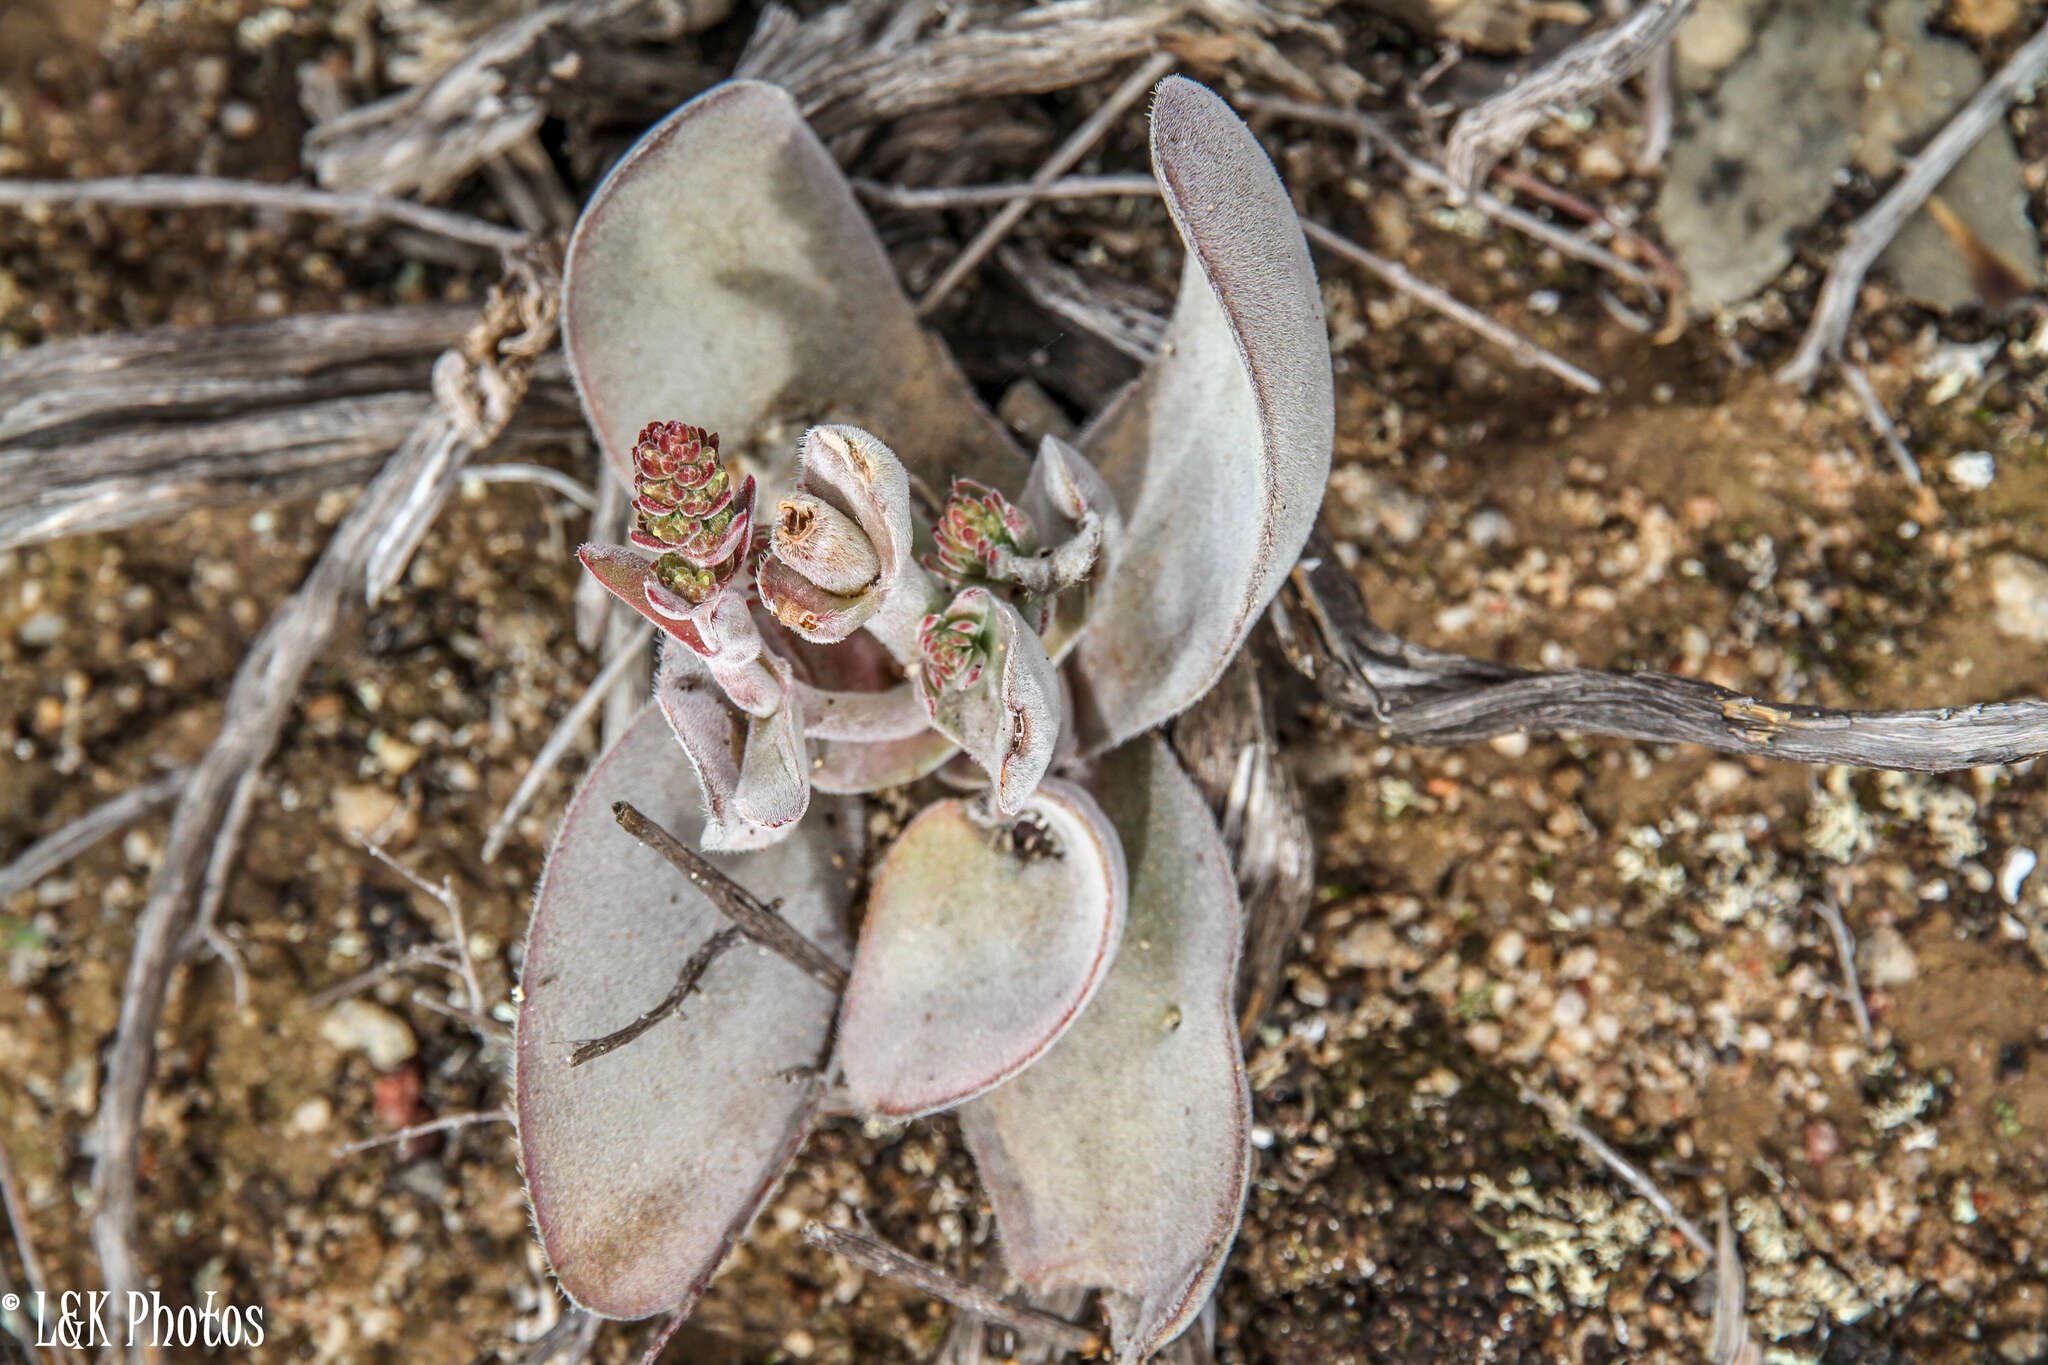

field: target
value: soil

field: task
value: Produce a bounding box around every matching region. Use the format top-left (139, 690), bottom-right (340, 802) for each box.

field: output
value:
top-left (3, 3), bottom-right (2048, 1365)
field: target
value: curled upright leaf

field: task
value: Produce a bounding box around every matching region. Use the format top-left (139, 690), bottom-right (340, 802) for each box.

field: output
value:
top-left (914, 587), bottom-right (1059, 816)
top-left (656, 641), bottom-right (808, 852)
top-left (758, 426), bottom-right (935, 658)
top-left (836, 782), bottom-right (1126, 1117)
top-left (1070, 76), bottom-right (1335, 752)
top-left (959, 736), bottom-right (1250, 1364)
top-left (515, 704), bottom-right (859, 1319)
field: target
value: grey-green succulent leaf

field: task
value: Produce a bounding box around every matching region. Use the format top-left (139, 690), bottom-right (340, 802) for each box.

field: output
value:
top-left (656, 641), bottom-right (808, 851)
top-left (515, 703), bottom-right (859, 1319)
top-left (1070, 75), bottom-right (1335, 754)
top-left (836, 782), bottom-right (1127, 1117)
top-left (561, 81), bottom-right (1021, 496)
top-left (957, 735), bottom-right (1250, 1364)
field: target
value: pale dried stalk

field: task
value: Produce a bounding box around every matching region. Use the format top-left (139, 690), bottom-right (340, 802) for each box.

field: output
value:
top-left (358, 838), bottom-right (487, 1016)
top-left (854, 172), bottom-right (1158, 210)
top-left (0, 766), bottom-right (188, 903)
top-left (1841, 363), bottom-right (1923, 487)
top-left (0, 174), bottom-right (529, 250)
top-left (1521, 1087), bottom-right (1716, 1259)
top-left (1236, 93), bottom-right (1657, 288)
top-left (1443, 0), bottom-right (1699, 196)
top-left (740, 0), bottom-right (1180, 137)
top-left (332, 1108), bottom-right (514, 1158)
top-left (466, 462), bottom-right (599, 510)
top-left (575, 472), bottom-right (629, 652)
top-left (88, 406), bottom-right (483, 1317)
top-left (481, 621), bottom-right (657, 862)
top-left (1778, 19), bottom-right (2048, 388)
top-left (1302, 220), bottom-right (1604, 393)
top-left (1281, 531), bottom-right (2048, 770)
top-left (917, 50), bottom-right (1175, 315)
top-left (1813, 880), bottom-right (1874, 1042)
top-left (1709, 1201), bottom-right (1762, 1365)
top-left (800, 1223), bottom-right (1101, 1356)
top-left (999, 243), bottom-right (1169, 362)
top-left (304, 0), bottom-right (730, 198)
top-left (0, 307), bottom-right (581, 553)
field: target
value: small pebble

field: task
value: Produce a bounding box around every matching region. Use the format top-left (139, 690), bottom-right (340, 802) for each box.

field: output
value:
top-left (320, 1000), bottom-right (418, 1070)
top-left (1998, 846), bottom-right (2037, 906)
top-left (15, 610), bottom-right (62, 648)
top-left (1947, 451), bottom-right (1996, 490)
top-left (1858, 925), bottom-right (1919, 988)
top-left (1291, 970), bottom-right (1330, 1009)
top-left (291, 1097), bottom-right (333, 1134)
top-left (1467, 506), bottom-right (1514, 549)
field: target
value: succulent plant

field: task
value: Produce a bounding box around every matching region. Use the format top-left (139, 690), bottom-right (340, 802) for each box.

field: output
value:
top-left (516, 73), bottom-right (1333, 1361)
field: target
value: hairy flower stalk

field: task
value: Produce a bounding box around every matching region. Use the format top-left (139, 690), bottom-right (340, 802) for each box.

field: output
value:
top-left (926, 479), bottom-right (1034, 586)
top-left (628, 421), bottom-right (752, 603)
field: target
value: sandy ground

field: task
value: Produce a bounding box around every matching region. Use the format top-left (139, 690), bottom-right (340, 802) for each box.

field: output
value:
top-left (3, 2), bottom-right (2048, 1363)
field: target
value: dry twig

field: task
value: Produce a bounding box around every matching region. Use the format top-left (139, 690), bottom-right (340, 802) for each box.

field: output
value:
top-left (800, 1223), bottom-right (1101, 1356)
top-left (1846, 362), bottom-right (1927, 487)
top-left (1280, 531), bottom-right (2048, 770)
top-left (916, 50), bottom-right (1174, 315)
top-left (1443, 0), bottom-right (1698, 196)
top-left (1778, 20), bottom-right (2048, 388)
top-left (0, 766), bottom-right (188, 903)
top-left (569, 927), bottom-right (742, 1066)
top-left (999, 243), bottom-right (1170, 362)
top-left (611, 802), bottom-right (850, 992)
top-left (0, 174), bottom-right (529, 251)
top-left (1709, 1201), bottom-right (1762, 1365)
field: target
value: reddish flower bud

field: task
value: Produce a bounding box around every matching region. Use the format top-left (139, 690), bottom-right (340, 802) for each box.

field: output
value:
top-left (924, 479), bottom-right (1034, 585)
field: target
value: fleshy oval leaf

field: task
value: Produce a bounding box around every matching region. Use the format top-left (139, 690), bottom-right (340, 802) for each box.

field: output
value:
top-left (1070, 75), bottom-right (1335, 752)
top-left (515, 702), bottom-right (859, 1319)
top-left (836, 782), bottom-right (1127, 1118)
top-left (958, 735), bottom-right (1250, 1364)
top-left (562, 81), bottom-right (1022, 495)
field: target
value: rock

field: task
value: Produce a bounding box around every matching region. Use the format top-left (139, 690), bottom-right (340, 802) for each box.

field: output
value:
top-left (330, 783), bottom-right (402, 838)
top-left (1989, 553), bottom-right (2048, 643)
top-left (1860, 0), bottom-right (2041, 310)
top-left (1467, 506), bottom-right (1515, 550)
top-left (291, 1097), bottom-right (333, 1134)
top-left (1333, 920), bottom-right (1403, 972)
top-left (1946, 452), bottom-right (1995, 490)
top-left (320, 1000), bottom-right (418, 1070)
top-left (1674, 0), bottom-right (1770, 86)
top-left (1324, 464), bottom-right (1431, 547)
top-left (1659, 0), bottom-right (1881, 308)
top-left (15, 610), bottom-right (62, 648)
top-left (1858, 924), bottom-right (1919, 988)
